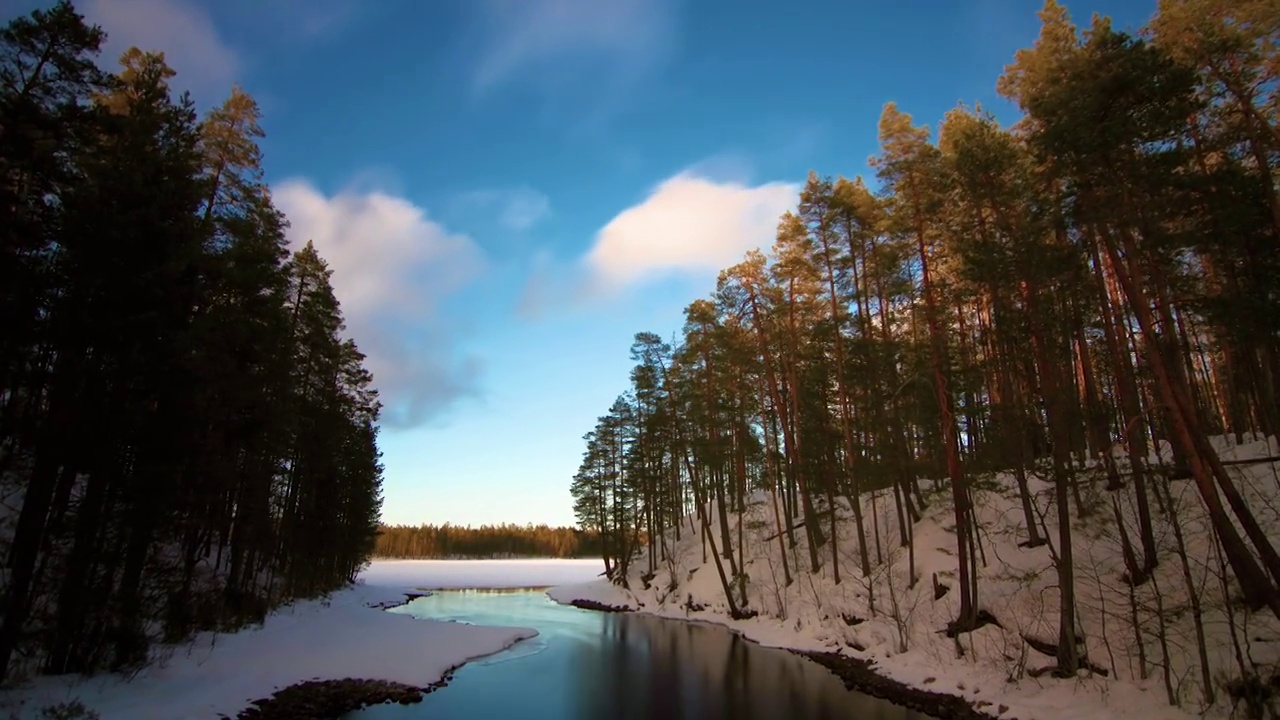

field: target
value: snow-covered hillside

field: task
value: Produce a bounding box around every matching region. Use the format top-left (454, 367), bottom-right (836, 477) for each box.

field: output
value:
top-left (551, 436), bottom-right (1280, 720)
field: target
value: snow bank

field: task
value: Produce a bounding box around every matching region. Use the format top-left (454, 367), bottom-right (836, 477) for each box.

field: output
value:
top-left (550, 439), bottom-right (1280, 720)
top-left (0, 560), bottom-right (608, 719)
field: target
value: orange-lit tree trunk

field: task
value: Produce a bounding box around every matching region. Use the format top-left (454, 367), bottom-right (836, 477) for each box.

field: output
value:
top-left (914, 216), bottom-right (978, 630)
top-left (1101, 224), bottom-right (1280, 617)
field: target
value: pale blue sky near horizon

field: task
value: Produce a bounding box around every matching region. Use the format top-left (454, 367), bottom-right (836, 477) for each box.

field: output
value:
top-left (9, 0), bottom-right (1158, 528)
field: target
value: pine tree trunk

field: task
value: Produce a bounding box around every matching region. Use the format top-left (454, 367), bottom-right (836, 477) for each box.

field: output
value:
top-left (1090, 236), bottom-right (1158, 576)
top-left (914, 218), bottom-right (977, 630)
top-left (817, 232), bottom-right (870, 576)
top-left (785, 279), bottom-right (825, 572)
top-left (0, 373), bottom-right (79, 682)
top-left (758, 378), bottom-right (792, 586)
top-left (1101, 225), bottom-right (1280, 616)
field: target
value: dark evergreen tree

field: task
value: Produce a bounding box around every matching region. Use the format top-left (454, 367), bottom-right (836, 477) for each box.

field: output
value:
top-left (0, 4), bottom-right (386, 683)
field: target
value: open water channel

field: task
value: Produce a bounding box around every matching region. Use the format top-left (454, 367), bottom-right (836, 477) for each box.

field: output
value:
top-left (344, 588), bottom-right (925, 720)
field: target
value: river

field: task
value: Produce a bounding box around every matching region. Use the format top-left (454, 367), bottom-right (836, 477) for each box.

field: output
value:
top-left (343, 588), bottom-right (925, 720)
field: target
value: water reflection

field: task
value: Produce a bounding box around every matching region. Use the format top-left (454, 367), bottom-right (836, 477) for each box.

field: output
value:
top-left (349, 590), bottom-right (925, 720)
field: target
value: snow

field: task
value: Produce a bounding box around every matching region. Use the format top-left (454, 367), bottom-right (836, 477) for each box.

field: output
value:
top-left (363, 558), bottom-right (605, 589)
top-left (0, 559), bottom-right (602, 720)
top-left (549, 436), bottom-right (1280, 720)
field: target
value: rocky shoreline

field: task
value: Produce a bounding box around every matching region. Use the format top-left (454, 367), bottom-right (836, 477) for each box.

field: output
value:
top-left (229, 673), bottom-right (456, 720)
top-left (796, 651), bottom-right (1004, 720)
top-left (567, 598), bottom-right (633, 613)
top-left (364, 591), bottom-right (430, 610)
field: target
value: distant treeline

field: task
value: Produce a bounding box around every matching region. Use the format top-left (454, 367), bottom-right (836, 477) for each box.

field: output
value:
top-left (375, 523), bottom-right (604, 559)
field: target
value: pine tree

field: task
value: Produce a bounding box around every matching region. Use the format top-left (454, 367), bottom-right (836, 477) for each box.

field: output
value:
top-left (0, 5), bottom-right (387, 682)
top-left (873, 102), bottom-right (980, 633)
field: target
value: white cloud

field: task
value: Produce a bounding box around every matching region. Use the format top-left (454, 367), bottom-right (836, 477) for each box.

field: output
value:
top-left (468, 0), bottom-right (676, 94)
top-left (83, 0), bottom-right (239, 98)
top-left (274, 179), bottom-right (487, 428)
top-left (454, 187), bottom-right (552, 232)
top-left (584, 171), bottom-right (799, 290)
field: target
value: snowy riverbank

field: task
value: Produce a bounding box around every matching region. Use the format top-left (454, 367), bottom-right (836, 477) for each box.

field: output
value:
top-left (548, 437), bottom-right (1280, 720)
top-left (0, 559), bottom-right (603, 720)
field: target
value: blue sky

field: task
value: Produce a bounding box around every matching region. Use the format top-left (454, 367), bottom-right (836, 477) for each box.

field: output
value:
top-left (22, 0), bottom-right (1157, 527)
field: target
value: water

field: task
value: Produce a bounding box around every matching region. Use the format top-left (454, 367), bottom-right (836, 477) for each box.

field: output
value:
top-left (344, 589), bottom-right (926, 720)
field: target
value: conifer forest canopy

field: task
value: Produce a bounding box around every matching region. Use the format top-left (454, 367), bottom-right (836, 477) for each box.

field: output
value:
top-left (568, 0), bottom-right (1280, 704)
top-left (0, 1), bottom-right (384, 683)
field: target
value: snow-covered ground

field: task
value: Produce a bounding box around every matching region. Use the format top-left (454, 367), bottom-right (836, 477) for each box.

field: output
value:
top-left (363, 558), bottom-right (605, 589)
top-left (548, 437), bottom-right (1280, 720)
top-left (0, 559), bottom-right (603, 720)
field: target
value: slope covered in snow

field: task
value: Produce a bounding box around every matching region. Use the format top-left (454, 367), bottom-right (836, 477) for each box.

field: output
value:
top-left (550, 436), bottom-right (1280, 720)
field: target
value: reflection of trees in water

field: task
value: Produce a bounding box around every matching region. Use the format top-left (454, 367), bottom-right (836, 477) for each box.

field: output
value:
top-left (409, 593), bottom-right (924, 720)
top-left (569, 614), bottom-right (922, 720)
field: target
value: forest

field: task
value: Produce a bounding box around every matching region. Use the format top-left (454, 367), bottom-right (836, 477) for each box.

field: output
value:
top-left (0, 3), bottom-right (384, 684)
top-left (570, 0), bottom-right (1280, 710)
top-left (374, 523), bottom-right (603, 559)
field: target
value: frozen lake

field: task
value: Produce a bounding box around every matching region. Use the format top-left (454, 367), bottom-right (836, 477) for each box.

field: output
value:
top-left (359, 558), bottom-right (607, 589)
